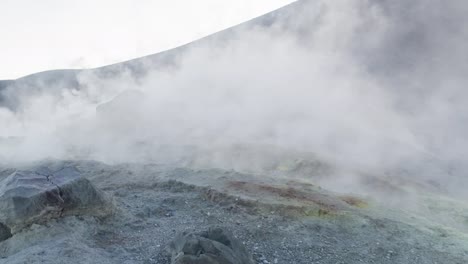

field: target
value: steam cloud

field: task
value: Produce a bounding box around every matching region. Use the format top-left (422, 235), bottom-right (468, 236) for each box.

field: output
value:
top-left (1, 0), bottom-right (468, 196)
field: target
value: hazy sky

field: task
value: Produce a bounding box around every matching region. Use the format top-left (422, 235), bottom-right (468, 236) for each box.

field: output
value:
top-left (0, 0), bottom-right (295, 79)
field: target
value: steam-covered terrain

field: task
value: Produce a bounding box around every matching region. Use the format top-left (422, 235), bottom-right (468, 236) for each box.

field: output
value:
top-left (1, 0), bottom-right (468, 263)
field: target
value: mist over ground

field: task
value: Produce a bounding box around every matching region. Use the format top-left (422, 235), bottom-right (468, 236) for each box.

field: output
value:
top-left (1, 0), bottom-right (468, 197)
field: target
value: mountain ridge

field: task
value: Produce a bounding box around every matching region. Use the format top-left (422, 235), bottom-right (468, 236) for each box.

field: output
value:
top-left (0, 1), bottom-right (302, 82)
top-left (0, 0), bottom-right (305, 111)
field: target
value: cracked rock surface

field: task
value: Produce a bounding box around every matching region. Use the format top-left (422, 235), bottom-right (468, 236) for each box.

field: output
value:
top-left (0, 166), bottom-right (112, 240)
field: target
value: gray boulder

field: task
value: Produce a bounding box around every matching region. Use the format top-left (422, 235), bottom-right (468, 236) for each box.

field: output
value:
top-left (167, 227), bottom-right (254, 264)
top-left (0, 166), bottom-right (112, 241)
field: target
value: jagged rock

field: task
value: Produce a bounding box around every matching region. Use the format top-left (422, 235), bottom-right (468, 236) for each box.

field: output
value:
top-left (0, 223), bottom-right (12, 241)
top-left (0, 166), bottom-right (112, 241)
top-left (167, 227), bottom-right (254, 264)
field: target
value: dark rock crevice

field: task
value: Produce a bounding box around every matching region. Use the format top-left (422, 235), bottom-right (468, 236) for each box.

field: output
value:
top-left (35, 170), bottom-right (66, 216)
top-left (0, 223), bottom-right (12, 242)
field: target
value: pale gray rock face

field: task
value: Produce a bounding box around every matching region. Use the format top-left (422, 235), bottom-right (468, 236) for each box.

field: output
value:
top-left (0, 166), bottom-right (112, 241)
top-left (168, 227), bottom-right (254, 264)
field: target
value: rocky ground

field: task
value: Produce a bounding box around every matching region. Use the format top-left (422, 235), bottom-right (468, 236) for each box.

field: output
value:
top-left (0, 160), bottom-right (467, 264)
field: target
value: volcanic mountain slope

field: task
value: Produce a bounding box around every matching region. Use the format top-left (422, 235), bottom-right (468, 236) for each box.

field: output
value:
top-left (3, 0), bottom-right (468, 172)
top-left (1, 1), bottom-right (467, 196)
top-left (1, 1), bottom-right (468, 263)
top-left (0, 0), bottom-right (301, 111)
top-left (3, 0), bottom-right (467, 111)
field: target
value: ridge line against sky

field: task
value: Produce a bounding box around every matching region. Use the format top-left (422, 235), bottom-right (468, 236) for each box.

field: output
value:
top-left (0, 0), bottom-right (296, 80)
